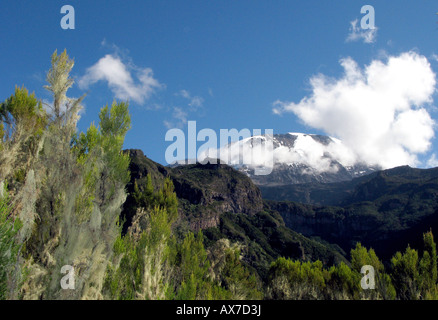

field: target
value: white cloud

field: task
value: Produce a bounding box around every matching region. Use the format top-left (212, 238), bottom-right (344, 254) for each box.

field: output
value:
top-left (179, 89), bottom-right (190, 99)
top-left (273, 52), bottom-right (437, 169)
top-left (271, 134), bottom-right (344, 173)
top-left (346, 19), bottom-right (378, 44)
top-left (163, 107), bottom-right (188, 129)
top-left (173, 107), bottom-right (188, 124)
top-left (427, 153), bottom-right (438, 168)
top-left (178, 89), bottom-right (204, 109)
top-left (78, 54), bottom-right (162, 105)
top-left (163, 120), bottom-right (173, 130)
top-left (164, 90), bottom-right (204, 129)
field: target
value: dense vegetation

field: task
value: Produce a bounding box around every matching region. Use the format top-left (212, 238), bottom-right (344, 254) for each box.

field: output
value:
top-left (1, 51), bottom-right (438, 300)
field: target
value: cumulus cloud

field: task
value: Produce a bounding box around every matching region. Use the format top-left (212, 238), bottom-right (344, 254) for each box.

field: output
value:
top-left (78, 54), bottom-right (162, 104)
top-left (346, 19), bottom-right (377, 44)
top-left (270, 135), bottom-right (337, 173)
top-left (274, 134), bottom-right (358, 173)
top-left (273, 52), bottom-right (437, 169)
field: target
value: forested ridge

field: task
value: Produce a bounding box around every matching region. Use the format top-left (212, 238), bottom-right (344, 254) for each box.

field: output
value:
top-left (1, 51), bottom-right (438, 300)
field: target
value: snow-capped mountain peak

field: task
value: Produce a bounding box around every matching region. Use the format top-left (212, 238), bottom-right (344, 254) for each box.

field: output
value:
top-left (233, 133), bottom-right (379, 186)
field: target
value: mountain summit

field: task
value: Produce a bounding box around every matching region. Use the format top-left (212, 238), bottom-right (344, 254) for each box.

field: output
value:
top-left (232, 133), bottom-right (379, 186)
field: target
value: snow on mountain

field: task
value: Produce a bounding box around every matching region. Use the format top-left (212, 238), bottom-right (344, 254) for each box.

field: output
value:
top-left (227, 133), bottom-right (379, 186)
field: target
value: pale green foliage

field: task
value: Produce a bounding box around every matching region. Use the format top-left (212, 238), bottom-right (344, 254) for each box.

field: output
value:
top-left (419, 231), bottom-right (438, 298)
top-left (137, 206), bottom-right (173, 300)
top-left (175, 231), bottom-right (211, 300)
top-left (15, 170), bottom-right (38, 244)
top-left (97, 101), bottom-right (131, 186)
top-left (267, 257), bottom-right (327, 300)
top-left (209, 240), bottom-right (263, 300)
top-left (72, 101), bottom-right (131, 221)
top-left (133, 175), bottom-right (178, 223)
top-left (0, 184), bottom-right (23, 300)
top-left (8, 50), bottom-right (133, 300)
top-left (267, 244), bottom-right (397, 300)
top-left (391, 246), bottom-right (421, 300)
top-left (103, 178), bottom-right (177, 300)
top-left (99, 101), bottom-right (131, 139)
top-left (391, 231), bottom-right (438, 300)
top-left (207, 239), bottom-right (241, 283)
top-left (326, 262), bottom-right (359, 299)
top-left (44, 49), bottom-right (75, 119)
top-left (351, 243), bottom-right (383, 273)
top-left (0, 122), bottom-right (4, 146)
top-left (0, 86), bottom-right (47, 182)
top-left (172, 232), bottom-right (262, 300)
top-left (0, 86), bottom-right (47, 300)
top-left (349, 243), bottom-right (395, 300)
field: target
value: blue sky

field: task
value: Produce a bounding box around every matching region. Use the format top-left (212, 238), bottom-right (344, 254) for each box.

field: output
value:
top-left (1, 0), bottom-right (438, 168)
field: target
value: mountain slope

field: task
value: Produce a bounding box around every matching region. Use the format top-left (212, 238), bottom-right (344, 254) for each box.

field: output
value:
top-left (123, 149), bottom-right (263, 231)
top-left (261, 165), bottom-right (438, 206)
top-left (265, 165), bottom-right (438, 259)
top-left (203, 210), bottom-right (347, 278)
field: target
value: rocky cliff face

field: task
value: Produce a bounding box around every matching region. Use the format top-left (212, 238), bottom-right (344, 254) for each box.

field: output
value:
top-left (266, 201), bottom-right (379, 253)
top-left (170, 161), bottom-right (264, 229)
top-left (172, 162), bottom-right (263, 211)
